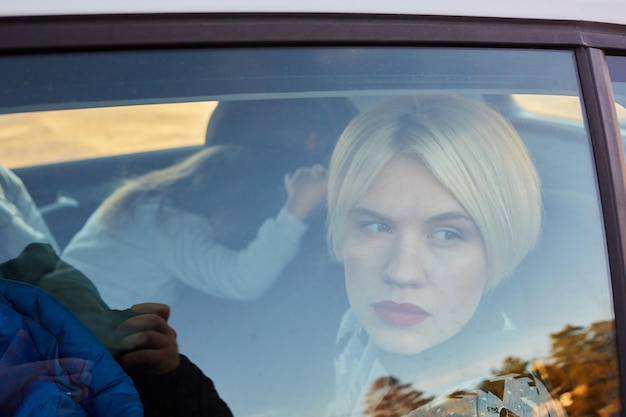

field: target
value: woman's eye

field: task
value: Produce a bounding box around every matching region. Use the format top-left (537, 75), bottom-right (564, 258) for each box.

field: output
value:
top-left (431, 230), bottom-right (461, 241)
top-left (364, 222), bottom-right (391, 233)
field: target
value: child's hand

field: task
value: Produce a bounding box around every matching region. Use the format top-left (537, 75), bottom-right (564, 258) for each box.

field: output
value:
top-left (284, 164), bottom-right (328, 221)
top-left (116, 303), bottom-right (180, 375)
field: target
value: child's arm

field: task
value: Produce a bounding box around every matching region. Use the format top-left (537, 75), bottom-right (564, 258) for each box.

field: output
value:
top-left (284, 164), bottom-right (328, 221)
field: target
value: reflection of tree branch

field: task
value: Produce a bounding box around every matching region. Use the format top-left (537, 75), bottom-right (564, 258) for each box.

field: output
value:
top-left (364, 376), bottom-right (433, 417)
top-left (491, 356), bottom-right (529, 376)
top-left (542, 320), bottom-right (619, 417)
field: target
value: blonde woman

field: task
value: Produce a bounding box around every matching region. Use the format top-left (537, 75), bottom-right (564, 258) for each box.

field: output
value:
top-left (326, 96), bottom-right (563, 416)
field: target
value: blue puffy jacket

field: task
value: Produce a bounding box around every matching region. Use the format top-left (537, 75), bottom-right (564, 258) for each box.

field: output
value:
top-left (0, 278), bottom-right (143, 417)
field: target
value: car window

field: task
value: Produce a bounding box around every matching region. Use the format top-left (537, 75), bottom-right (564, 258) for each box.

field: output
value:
top-left (1, 47), bottom-right (619, 417)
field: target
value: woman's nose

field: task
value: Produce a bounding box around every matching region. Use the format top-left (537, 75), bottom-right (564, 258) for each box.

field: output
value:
top-left (382, 235), bottom-right (427, 288)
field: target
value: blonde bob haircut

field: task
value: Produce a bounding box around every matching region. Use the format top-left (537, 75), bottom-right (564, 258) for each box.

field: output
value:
top-left (327, 95), bottom-right (541, 290)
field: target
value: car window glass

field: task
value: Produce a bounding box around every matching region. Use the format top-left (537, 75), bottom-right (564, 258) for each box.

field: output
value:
top-left (0, 102), bottom-right (216, 168)
top-left (0, 48), bottom-right (618, 417)
top-left (607, 55), bottom-right (626, 149)
top-left (513, 94), bottom-right (584, 120)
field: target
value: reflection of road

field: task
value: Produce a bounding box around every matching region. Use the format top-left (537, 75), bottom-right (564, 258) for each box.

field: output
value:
top-left (0, 102), bottom-right (216, 168)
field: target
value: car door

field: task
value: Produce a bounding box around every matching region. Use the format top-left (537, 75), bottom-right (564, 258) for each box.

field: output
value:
top-left (1, 15), bottom-right (625, 417)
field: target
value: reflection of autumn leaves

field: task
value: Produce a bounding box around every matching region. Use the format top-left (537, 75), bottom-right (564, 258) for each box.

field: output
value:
top-left (364, 376), bottom-right (434, 417)
top-left (362, 321), bottom-right (619, 417)
top-left (540, 321), bottom-right (619, 417)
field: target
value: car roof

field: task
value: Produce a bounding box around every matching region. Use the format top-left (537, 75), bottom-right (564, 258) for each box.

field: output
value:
top-left (2, 0), bottom-right (626, 25)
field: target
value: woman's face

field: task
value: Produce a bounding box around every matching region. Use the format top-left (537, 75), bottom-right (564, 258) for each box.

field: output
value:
top-left (341, 156), bottom-right (488, 355)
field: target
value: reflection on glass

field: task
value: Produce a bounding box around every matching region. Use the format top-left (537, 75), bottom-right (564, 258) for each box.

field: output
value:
top-left (361, 320), bottom-right (618, 417)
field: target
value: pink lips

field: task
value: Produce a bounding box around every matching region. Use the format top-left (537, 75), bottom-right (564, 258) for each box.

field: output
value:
top-left (373, 301), bottom-right (430, 326)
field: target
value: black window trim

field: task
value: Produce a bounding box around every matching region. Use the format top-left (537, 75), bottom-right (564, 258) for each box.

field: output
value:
top-left (577, 47), bottom-right (626, 409)
top-left (0, 14), bottom-right (625, 52)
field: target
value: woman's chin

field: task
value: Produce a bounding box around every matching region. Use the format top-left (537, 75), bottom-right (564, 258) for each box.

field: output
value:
top-left (371, 333), bottom-right (430, 356)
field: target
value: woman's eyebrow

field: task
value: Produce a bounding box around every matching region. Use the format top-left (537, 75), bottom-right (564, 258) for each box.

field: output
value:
top-left (425, 211), bottom-right (475, 225)
top-left (349, 207), bottom-right (392, 223)
top-left (350, 207), bottom-right (475, 226)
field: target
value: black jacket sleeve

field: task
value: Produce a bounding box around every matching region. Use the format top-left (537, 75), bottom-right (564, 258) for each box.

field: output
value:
top-left (128, 354), bottom-right (234, 417)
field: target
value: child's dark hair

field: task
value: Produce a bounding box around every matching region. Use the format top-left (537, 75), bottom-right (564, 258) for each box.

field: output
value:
top-left (98, 145), bottom-right (284, 246)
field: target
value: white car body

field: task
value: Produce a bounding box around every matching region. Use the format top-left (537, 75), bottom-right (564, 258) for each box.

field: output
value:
top-left (2, 0), bottom-right (626, 25)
